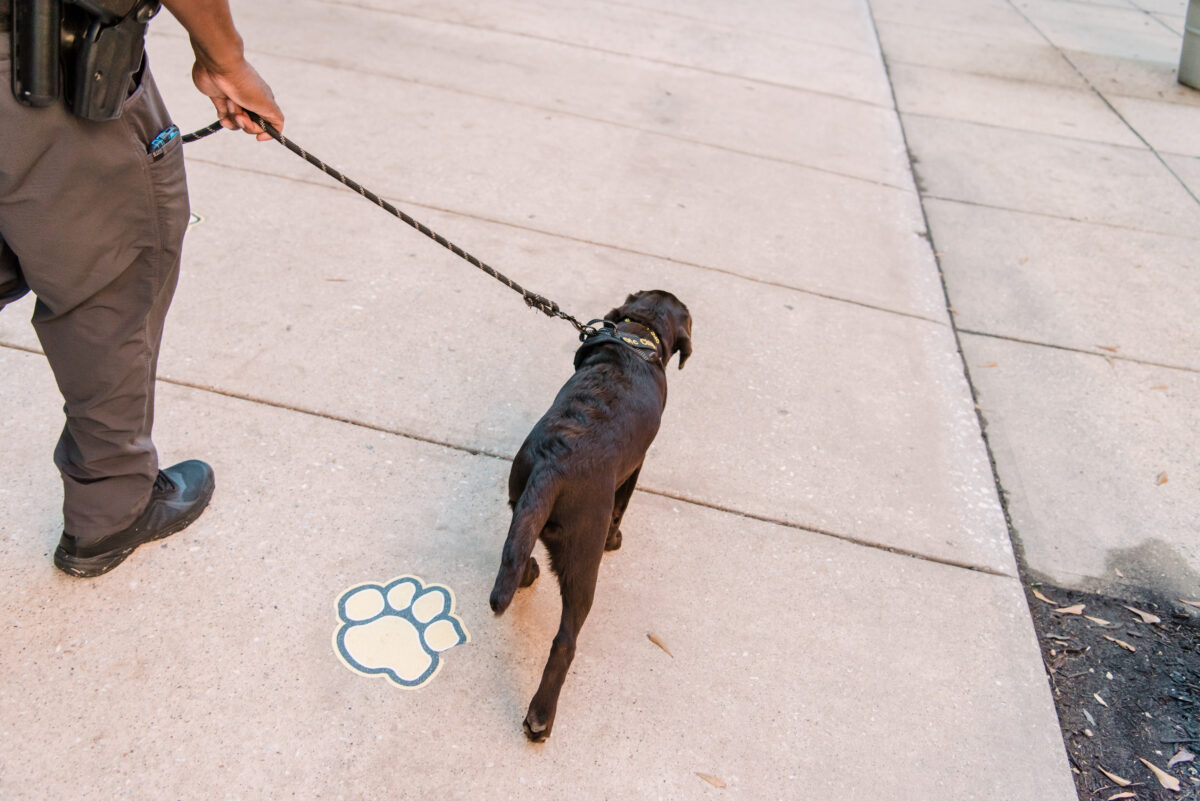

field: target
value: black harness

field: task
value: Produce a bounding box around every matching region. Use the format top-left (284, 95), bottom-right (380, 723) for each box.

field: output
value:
top-left (573, 319), bottom-right (661, 371)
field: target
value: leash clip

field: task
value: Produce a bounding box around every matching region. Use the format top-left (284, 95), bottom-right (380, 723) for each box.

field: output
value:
top-left (579, 318), bottom-right (617, 342)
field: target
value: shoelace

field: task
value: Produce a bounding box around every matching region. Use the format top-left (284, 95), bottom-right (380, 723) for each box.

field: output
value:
top-left (153, 471), bottom-right (176, 494)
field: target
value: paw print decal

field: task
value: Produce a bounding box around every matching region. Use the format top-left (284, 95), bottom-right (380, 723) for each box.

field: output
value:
top-left (333, 575), bottom-right (469, 689)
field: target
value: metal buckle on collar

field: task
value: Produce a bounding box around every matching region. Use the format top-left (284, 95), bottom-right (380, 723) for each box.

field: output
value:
top-left (579, 318), bottom-right (617, 341)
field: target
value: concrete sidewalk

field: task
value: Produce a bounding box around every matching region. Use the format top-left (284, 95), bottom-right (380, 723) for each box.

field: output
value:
top-left (3, 0), bottom-right (1191, 797)
top-left (874, 0), bottom-right (1200, 603)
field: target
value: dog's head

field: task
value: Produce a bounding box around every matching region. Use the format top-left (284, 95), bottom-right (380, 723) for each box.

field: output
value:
top-left (605, 290), bottom-right (693, 369)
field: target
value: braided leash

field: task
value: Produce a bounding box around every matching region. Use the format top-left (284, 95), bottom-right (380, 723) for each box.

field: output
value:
top-left (182, 114), bottom-right (593, 335)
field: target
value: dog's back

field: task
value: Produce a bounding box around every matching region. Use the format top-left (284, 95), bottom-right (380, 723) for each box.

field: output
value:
top-left (490, 347), bottom-right (665, 614)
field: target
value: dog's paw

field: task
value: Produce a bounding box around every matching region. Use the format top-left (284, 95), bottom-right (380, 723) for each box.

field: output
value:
top-left (523, 710), bottom-right (552, 743)
top-left (334, 576), bottom-right (468, 688)
top-left (519, 556), bottom-right (540, 587)
top-left (605, 528), bottom-right (622, 551)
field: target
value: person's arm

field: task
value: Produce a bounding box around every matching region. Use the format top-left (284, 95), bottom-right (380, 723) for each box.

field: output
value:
top-left (159, 0), bottom-right (283, 140)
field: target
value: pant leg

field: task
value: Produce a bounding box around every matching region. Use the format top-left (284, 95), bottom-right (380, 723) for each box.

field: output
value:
top-left (0, 38), bottom-right (190, 539)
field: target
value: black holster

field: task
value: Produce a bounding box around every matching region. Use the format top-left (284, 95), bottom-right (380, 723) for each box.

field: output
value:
top-left (10, 0), bottom-right (161, 121)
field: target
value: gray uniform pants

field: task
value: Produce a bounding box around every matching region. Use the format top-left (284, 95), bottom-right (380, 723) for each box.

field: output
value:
top-left (0, 34), bottom-right (190, 540)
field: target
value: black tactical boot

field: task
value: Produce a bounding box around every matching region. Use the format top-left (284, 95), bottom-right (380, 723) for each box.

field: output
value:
top-left (54, 460), bottom-right (215, 578)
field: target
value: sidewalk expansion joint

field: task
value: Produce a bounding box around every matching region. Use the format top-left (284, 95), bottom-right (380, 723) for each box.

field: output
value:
top-left (2, 341), bottom-right (1010, 578)
top-left (186, 155), bottom-right (949, 327)
top-left (642, 487), bottom-right (1013, 578)
top-left (923, 195), bottom-right (1200, 242)
top-left (158, 371), bottom-right (1009, 579)
top-left (887, 57), bottom-right (1200, 113)
top-left (866, 0), bottom-right (1034, 601)
top-left (957, 329), bottom-right (1200, 374)
top-left (900, 109), bottom-right (1176, 154)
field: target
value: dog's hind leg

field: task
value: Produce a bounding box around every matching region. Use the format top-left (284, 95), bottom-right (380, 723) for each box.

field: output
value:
top-left (605, 465), bottom-right (642, 551)
top-left (523, 506), bottom-right (608, 742)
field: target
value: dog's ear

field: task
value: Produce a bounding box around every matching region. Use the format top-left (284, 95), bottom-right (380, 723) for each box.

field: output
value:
top-left (604, 293), bottom-right (640, 323)
top-left (672, 315), bottom-right (692, 369)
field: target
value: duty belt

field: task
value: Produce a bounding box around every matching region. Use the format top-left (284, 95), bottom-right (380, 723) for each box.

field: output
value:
top-left (10, 0), bottom-right (160, 120)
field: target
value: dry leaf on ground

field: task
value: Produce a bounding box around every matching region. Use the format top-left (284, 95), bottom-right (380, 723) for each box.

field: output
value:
top-left (696, 773), bottom-right (726, 789)
top-left (1056, 604), bottom-right (1086, 615)
top-left (1107, 794), bottom-right (1135, 800)
top-left (1139, 757), bottom-right (1181, 791)
top-left (646, 632), bottom-right (673, 658)
top-left (1085, 615), bottom-right (1112, 626)
top-left (1180, 599), bottom-right (1200, 609)
top-left (1168, 748), bottom-right (1195, 768)
top-left (1097, 345), bottom-right (1120, 353)
top-left (980, 362), bottom-right (999, 368)
top-left (1150, 384), bottom-right (1168, 391)
top-left (1123, 605), bottom-right (1161, 624)
top-left (1032, 588), bottom-right (1057, 604)
top-left (1094, 693), bottom-right (1108, 707)
top-left (1098, 766), bottom-right (1132, 787)
top-left (1103, 635), bottom-right (1137, 652)
top-left (1156, 472), bottom-right (1169, 486)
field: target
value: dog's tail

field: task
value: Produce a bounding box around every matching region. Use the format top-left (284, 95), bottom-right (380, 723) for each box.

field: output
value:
top-left (490, 468), bottom-right (559, 615)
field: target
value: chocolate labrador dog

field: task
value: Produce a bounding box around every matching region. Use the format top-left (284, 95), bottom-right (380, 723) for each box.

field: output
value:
top-left (489, 289), bottom-right (692, 741)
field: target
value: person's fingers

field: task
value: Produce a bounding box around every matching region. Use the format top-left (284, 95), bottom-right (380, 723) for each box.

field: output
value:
top-left (193, 59), bottom-right (283, 138)
top-left (209, 96), bottom-right (235, 129)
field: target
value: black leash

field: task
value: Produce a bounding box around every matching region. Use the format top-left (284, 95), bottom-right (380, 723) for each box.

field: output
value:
top-left (182, 114), bottom-right (595, 336)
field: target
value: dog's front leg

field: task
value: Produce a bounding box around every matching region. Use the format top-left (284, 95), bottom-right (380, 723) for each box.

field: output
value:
top-left (606, 465), bottom-right (642, 551)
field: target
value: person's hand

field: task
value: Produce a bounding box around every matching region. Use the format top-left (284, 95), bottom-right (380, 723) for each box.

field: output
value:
top-left (191, 56), bottom-right (283, 141)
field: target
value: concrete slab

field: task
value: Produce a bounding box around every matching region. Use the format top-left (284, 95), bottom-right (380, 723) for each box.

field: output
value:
top-left (888, 62), bottom-right (1144, 147)
top-left (870, 0), bottom-right (1046, 43)
top-left (179, 159), bottom-right (1008, 574)
top-left (902, 114), bottom-right (1200, 233)
top-left (1109, 94), bottom-right (1200, 155)
top-left (926, 198), bottom-right (1200, 369)
top-left (1017, 0), bottom-right (1185, 63)
top-left (316, 0), bottom-right (895, 106)
top-left (0, 347), bottom-right (1076, 801)
top-left (1163, 151), bottom-right (1200, 195)
top-left (142, 43), bottom-right (934, 319)
top-left (876, 21), bottom-right (1091, 89)
top-left (597, 0), bottom-right (883, 55)
top-left (1132, 0), bottom-right (1188, 16)
top-left (1067, 49), bottom-right (1200, 106)
top-left (961, 333), bottom-right (1200, 599)
top-left (1150, 12), bottom-right (1186, 35)
top-left (149, 8), bottom-right (912, 189)
top-left (0, 150), bottom-right (1009, 574)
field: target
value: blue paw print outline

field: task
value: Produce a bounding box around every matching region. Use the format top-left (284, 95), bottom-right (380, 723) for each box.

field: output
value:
top-left (334, 575), bottom-right (469, 689)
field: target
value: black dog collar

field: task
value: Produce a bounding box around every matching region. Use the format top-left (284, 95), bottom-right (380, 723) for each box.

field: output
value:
top-left (574, 320), bottom-right (661, 370)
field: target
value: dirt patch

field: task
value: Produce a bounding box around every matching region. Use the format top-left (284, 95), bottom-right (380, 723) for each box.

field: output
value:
top-left (1027, 583), bottom-right (1200, 800)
